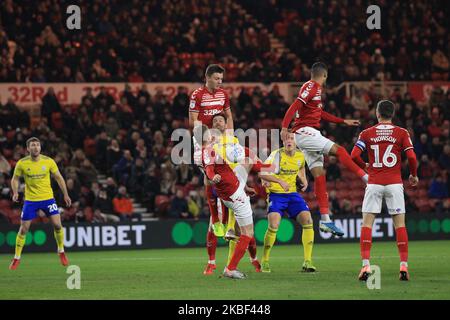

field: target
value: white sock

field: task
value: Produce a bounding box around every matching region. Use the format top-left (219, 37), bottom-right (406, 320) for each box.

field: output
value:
top-left (58, 249), bottom-right (65, 253)
top-left (362, 259), bottom-right (370, 267)
top-left (14, 255), bottom-right (21, 260)
top-left (320, 214), bottom-right (331, 222)
top-left (208, 260), bottom-right (216, 265)
top-left (400, 261), bottom-right (408, 267)
top-left (362, 174), bottom-right (368, 183)
top-left (250, 257), bottom-right (258, 262)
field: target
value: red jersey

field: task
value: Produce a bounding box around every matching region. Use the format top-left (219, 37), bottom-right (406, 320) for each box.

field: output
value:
top-left (292, 80), bottom-right (324, 131)
top-left (355, 123), bottom-right (414, 185)
top-left (189, 86), bottom-right (230, 128)
top-left (202, 145), bottom-right (239, 200)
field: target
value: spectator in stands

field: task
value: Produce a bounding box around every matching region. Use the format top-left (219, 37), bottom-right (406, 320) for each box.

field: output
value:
top-left (0, 173), bottom-right (10, 199)
top-left (106, 139), bottom-right (121, 173)
top-left (94, 188), bottom-right (120, 223)
top-left (325, 156), bottom-right (341, 181)
top-left (113, 186), bottom-right (141, 221)
top-left (187, 192), bottom-right (200, 220)
top-left (41, 87), bottom-right (62, 126)
top-left (438, 144), bottom-right (450, 171)
top-left (429, 174), bottom-right (449, 199)
top-left (112, 149), bottom-right (133, 185)
top-left (78, 159), bottom-right (98, 186)
top-left (169, 189), bottom-right (189, 219)
top-left (0, 153), bottom-right (11, 175)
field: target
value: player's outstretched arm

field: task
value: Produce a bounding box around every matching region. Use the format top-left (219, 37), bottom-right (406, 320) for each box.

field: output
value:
top-left (11, 175), bottom-right (20, 202)
top-left (52, 170), bottom-right (72, 207)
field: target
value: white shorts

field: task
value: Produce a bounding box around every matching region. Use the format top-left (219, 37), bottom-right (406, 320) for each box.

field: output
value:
top-left (221, 165), bottom-right (253, 227)
top-left (294, 126), bottom-right (335, 169)
top-left (362, 184), bottom-right (405, 215)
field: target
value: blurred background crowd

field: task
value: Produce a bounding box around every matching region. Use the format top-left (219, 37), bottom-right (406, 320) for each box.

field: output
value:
top-left (0, 0), bottom-right (449, 224)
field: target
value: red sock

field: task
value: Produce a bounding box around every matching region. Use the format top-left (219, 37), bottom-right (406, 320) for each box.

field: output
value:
top-left (336, 146), bottom-right (366, 178)
top-left (205, 185), bottom-right (219, 224)
top-left (228, 235), bottom-right (252, 270)
top-left (206, 230), bottom-right (217, 262)
top-left (360, 226), bottom-right (372, 260)
top-left (220, 201), bottom-right (228, 225)
top-left (314, 175), bottom-right (329, 215)
top-left (395, 227), bottom-right (408, 263)
top-left (247, 236), bottom-right (257, 259)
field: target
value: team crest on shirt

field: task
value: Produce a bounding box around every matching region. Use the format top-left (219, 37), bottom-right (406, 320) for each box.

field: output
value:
top-left (42, 165), bottom-right (46, 171)
top-left (189, 100), bottom-right (196, 109)
top-left (297, 160), bottom-right (302, 167)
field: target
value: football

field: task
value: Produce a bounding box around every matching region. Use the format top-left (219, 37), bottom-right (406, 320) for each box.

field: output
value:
top-left (225, 143), bottom-right (245, 163)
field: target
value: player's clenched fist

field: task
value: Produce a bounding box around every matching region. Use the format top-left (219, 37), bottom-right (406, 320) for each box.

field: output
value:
top-left (12, 192), bottom-right (19, 202)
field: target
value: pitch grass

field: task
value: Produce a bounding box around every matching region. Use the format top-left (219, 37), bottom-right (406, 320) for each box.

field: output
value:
top-left (1, 240), bottom-right (449, 300)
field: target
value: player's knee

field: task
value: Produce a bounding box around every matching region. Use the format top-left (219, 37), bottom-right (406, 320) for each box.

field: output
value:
top-left (297, 212), bottom-right (312, 225)
top-left (329, 143), bottom-right (339, 155)
top-left (19, 226), bottom-right (29, 235)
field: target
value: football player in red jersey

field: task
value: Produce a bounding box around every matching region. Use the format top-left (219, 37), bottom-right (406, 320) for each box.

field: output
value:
top-left (194, 125), bottom-right (271, 279)
top-left (351, 100), bottom-right (418, 281)
top-left (281, 62), bottom-right (368, 236)
top-left (188, 65), bottom-right (233, 274)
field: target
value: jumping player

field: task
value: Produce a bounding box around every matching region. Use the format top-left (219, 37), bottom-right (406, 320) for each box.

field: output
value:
top-left (351, 100), bottom-right (418, 281)
top-left (281, 62), bottom-right (368, 236)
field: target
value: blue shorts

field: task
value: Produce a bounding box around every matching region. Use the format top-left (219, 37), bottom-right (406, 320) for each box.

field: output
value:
top-left (21, 199), bottom-right (59, 221)
top-left (267, 193), bottom-right (310, 219)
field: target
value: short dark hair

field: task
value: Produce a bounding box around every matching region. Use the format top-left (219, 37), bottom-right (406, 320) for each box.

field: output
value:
top-left (311, 62), bottom-right (328, 77)
top-left (212, 112), bottom-right (226, 122)
top-left (193, 125), bottom-right (210, 145)
top-left (205, 64), bottom-right (225, 77)
top-left (376, 100), bottom-right (395, 119)
top-left (26, 137), bottom-right (40, 148)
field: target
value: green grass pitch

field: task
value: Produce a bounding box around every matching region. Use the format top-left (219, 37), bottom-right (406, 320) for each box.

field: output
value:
top-left (1, 240), bottom-right (449, 300)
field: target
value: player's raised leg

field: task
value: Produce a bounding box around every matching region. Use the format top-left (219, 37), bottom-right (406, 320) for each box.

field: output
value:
top-left (359, 213), bottom-right (376, 281)
top-left (310, 166), bottom-right (345, 236)
top-left (393, 213), bottom-right (409, 281)
top-left (9, 220), bottom-right (31, 270)
top-left (296, 210), bottom-right (316, 272)
top-left (328, 143), bottom-right (368, 182)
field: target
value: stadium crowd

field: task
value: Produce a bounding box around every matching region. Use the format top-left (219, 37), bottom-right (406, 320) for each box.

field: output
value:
top-left (0, 79), bottom-right (449, 224)
top-left (0, 0), bottom-right (448, 84)
top-left (0, 0), bottom-right (449, 224)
